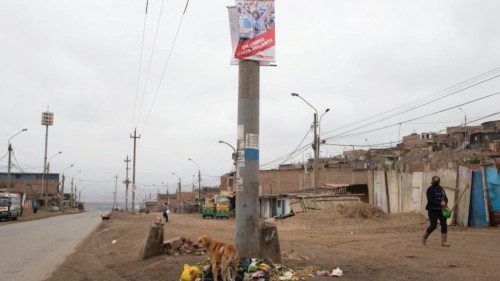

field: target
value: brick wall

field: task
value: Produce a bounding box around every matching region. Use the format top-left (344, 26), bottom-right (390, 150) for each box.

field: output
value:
top-left (221, 167), bottom-right (368, 195)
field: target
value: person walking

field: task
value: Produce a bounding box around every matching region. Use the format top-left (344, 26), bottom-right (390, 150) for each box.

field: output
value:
top-left (162, 202), bottom-right (169, 222)
top-left (422, 176), bottom-right (449, 246)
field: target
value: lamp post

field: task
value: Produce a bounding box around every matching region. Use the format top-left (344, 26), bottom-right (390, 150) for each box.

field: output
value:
top-left (291, 93), bottom-right (329, 193)
top-left (7, 129), bottom-right (28, 193)
top-left (219, 140), bottom-right (237, 192)
top-left (458, 107), bottom-right (467, 127)
top-left (46, 151), bottom-right (63, 173)
top-left (459, 107), bottom-right (468, 143)
top-left (59, 164), bottom-right (74, 209)
top-left (41, 110), bottom-right (54, 208)
top-left (70, 170), bottom-right (81, 208)
top-left (188, 158), bottom-right (202, 213)
top-left (171, 173), bottom-right (181, 212)
top-left (79, 186), bottom-right (87, 202)
top-left (43, 151), bottom-right (62, 209)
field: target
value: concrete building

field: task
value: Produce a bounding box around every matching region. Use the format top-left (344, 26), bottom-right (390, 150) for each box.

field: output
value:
top-left (447, 125), bottom-right (483, 148)
top-left (0, 173), bottom-right (59, 197)
top-left (400, 132), bottom-right (447, 150)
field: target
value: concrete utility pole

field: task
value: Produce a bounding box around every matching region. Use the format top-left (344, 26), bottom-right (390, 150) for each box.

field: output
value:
top-left (7, 129), bottom-right (28, 193)
top-left (313, 112), bottom-right (319, 192)
top-left (124, 155), bottom-right (131, 212)
top-left (188, 158), bottom-right (202, 213)
top-left (60, 164), bottom-right (74, 209)
top-left (291, 93), bottom-right (329, 193)
top-left (41, 110), bottom-right (54, 208)
top-left (70, 170), bottom-right (81, 208)
top-left (130, 128), bottom-right (141, 214)
top-left (171, 173), bottom-right (181, 212)
top-left (7, 144), bottom-right (12, 193)
top-left (71, 178), bottom-right (74, 208)
top-left (235, 60), bottom-right (260, 258)
top-left (113, 174), bottom-right (119, 209)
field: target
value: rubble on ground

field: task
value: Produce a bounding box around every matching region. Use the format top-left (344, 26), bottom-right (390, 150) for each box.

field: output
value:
top-left (163, 236), bottom-right (204, 255)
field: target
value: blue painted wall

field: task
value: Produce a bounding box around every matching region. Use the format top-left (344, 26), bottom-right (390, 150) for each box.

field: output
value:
top-left (469, 170), bottom-right (487, 227)
top-left (485, 166), bottom-right (500, 212)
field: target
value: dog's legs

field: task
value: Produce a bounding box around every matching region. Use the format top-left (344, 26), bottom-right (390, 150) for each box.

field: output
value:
top-left (211, 260), bottom-right (218, 281)
top-left (220, 261), bottom-right (227, 281)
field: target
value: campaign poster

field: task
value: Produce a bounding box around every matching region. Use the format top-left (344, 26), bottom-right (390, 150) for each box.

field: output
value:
top-left (228, 0), bottom-right (275, 64)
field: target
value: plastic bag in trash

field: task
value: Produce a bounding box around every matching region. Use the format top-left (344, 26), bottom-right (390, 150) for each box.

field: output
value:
top-left (180, 264), bottom-right (202, 281)
top-left (331, 267), bottom-right (343, 277)
top-left (278, 271), bottom-right (293, 280)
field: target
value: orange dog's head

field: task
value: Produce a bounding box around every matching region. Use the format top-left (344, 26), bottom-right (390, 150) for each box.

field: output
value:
top-left (197, 235), bottom-right (213, 249)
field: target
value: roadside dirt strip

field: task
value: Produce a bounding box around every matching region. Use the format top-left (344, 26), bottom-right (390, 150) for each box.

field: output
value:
top-left (46, 206), bottom-right (500, 281)
top-left (0, 211), bottom-right (103, 281)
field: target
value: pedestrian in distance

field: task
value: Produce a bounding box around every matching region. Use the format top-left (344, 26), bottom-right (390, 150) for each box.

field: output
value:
top-left (32, 200), bottom-right (39, 214)
top-left (162, 202), bottom-right (169, 222)
top-left (422, 176), bottom-right (450, 247)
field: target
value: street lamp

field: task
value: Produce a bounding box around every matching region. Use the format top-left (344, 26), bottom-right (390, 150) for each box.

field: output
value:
top-left (171, 173), bottom-right (181, 210)
top-left (70, 170), bottom-right (81, 208)
top-left (59, 164), bottom-right (74, 209)
top-left (47, 151), bottom-right (63, 173)
top-left (219, 140), bottom-right (237, 192)
top-left (291, 93), bottom-right (330, 194)
top-left (43, 150), bottom-right (62, 207)
top-left (188, 158), bottom-right (202, 213)
top-left (79, 186), bottom-right (87, 202)
top-left (458, 107), bottom-right (467, 126)
top-left (7, 128), bottom-right (28, 193)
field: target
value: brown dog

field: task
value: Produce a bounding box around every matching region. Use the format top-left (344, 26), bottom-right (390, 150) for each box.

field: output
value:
top-left (197, 235), bottom-right (239, 281)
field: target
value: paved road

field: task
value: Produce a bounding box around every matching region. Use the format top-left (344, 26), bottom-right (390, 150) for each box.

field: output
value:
top-left (0, 211), bottom-right (102, 281)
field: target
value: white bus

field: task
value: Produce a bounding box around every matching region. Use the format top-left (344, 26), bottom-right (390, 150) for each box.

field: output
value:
top-left (0, 193), bottom-right (23, 221)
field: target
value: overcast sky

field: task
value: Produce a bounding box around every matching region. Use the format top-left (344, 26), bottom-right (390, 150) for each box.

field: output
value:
top-left (1, 0), bottom-right (499, 202)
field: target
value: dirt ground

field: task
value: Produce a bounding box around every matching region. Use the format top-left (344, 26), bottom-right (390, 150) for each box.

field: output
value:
top-left (46, 203), bottom-right (500, 281)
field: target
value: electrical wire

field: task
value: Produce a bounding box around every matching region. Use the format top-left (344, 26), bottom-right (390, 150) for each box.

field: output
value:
top-left (136, 0), bottom-right (166, 127)
top-left (259, 127), bottom-right (312, 168)
top-left (11, 150), bottom-right (25, 173)
top-left (278, 127), bottom-right (313, 165)
top-left (140, 0), bottom-right (191, 133)
top-left (73, 177), bottom-right (115, 183)
top-left (321, 68), bottom-right (500, 137)
top-left (0, 152), bottom-right (8, 162)
top-left (323, 91), bottom-right (500, 141)
top-left (131, 0), bottom-right (150, 129)
top-left (260, 143), bottom-right (310, 169)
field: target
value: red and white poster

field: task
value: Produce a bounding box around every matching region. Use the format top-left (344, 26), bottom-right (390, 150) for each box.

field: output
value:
top-left (228, 0), bottom-right (275, 65)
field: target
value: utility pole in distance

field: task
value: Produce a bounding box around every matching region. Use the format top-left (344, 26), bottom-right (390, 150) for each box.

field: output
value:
top-left (113, 174), bottom-right (119, 210)
top-left (130, 128), bottom-right (141, 214)
top-left (124, 155), bottom-right (131, 212)
top-left (291, 93), bottom-right (329, 193)
top-left (235, 59), bottom-right (260, 258)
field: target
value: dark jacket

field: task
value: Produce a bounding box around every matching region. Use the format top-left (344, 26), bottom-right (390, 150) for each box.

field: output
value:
top-left (426, 184), bottom-right (448, 211)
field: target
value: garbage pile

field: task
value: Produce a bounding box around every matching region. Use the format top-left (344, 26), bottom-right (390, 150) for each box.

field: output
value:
top-left (181, 257), bottom-right (342, 281)
top-left (163, 236), bottom-right (204, 255)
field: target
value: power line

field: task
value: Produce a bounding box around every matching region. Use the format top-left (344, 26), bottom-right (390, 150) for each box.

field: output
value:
top-left (279, 127), bottom-right (313, 165)
top-left (321, 68), bottom-right (500, 137)
top-left (136, 0), bottom-right (166, 127)
top-left (0, 152), bottom-right (8, 162)
top-left (73, 177), bottom-right (115, 183)
top-left (132, 0), bottom-right (150, 129)
top-left (140, 0), bottom-right (191, 133)
top-left (11, 150), bottom-right (25, 174)
top-left (261, 106), bottom-right (499, 169)
top-left (260, 143), bottom-right (310, 169)
top-left (325, 92), bottom-right (500, 141)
